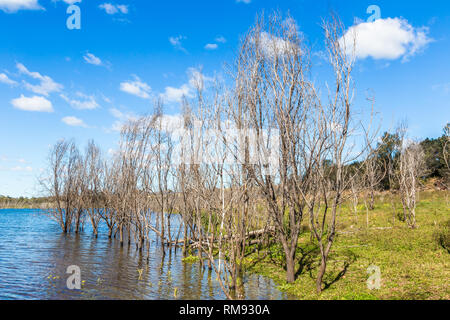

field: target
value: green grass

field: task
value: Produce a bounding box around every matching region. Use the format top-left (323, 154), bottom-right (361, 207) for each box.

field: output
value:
top-left (244, 190), bottom-right (450, 300)
top-left (182, 255), bottom-right (201, 264)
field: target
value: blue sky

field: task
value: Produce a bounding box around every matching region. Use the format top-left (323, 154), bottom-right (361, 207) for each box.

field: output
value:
top-left (0, 0), bottom-right (449, 197)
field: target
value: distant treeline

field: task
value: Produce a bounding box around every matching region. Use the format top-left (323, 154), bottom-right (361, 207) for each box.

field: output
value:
top-left (348, 127), bottom-right (449, 191)
top-left (0, 196), bottom-right (53, 209)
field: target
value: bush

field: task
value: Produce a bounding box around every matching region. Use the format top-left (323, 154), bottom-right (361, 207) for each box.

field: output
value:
top-left (435, 220), bottom-right (450, 253)
top-left (182, 255), bottom-right (200, 264)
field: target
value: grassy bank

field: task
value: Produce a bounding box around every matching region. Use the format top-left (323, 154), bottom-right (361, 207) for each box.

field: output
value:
top-left (244, 190), bottom-right (449, 300)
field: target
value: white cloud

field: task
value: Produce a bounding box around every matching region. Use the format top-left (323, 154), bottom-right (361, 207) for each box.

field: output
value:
top-left (161, 84), bottom-right (192, 103)
top-left (99, 3), bottom-right (116, 14)
top-left (169, 35), bottom-right (187, 53)
top-left (339, 18), bottom-right (433, 62)
top-left (102, 95), bottom-right (112, 103)
top-left (60, 92), bottom-right (99, 110)
top-left (157, 114), bottom-right (184, 132)
top-left (11, 166), bottom-right (33, 172)
top-left (109, 107), bottom-right (137, 132)
top-left (62, 116), bottom-right (87, 127)
top-left (110, 121), bottom-right (124, 132)
top-left (109, 108), bottom-right (126, 119)
top-left (215, 36), bottom-right (226, 43)
top-left (116, 5), bottom-right (127, 13)
top-left (205, 43), bottom-right (218, 50)
top-left (204, 36), bottom-right (226, 51)
top-left (161, 68), bottom-right (213, 103)
top-left (16, 63), bottom-right (63, 96)
top-left (83, 52), bottom-right (102, 66)
top-left (0, 73), bottom-right (17, 86)
top-left (11, 95), bottom-right (53, 112)
top-left (258, 31), bottom-right (299, 58)
top-left (0, 0), bottom-right (43, 13)
top-left (120, 76), bottom-right (151, 99)
top-left (187, 68), bottom-right (213, 90)
top-left (236, 0), bottom-right (251, 3)
top-left (99, 3), bottom-right (128, 15)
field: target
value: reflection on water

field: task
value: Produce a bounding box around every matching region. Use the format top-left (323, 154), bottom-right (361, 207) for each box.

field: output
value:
top-left (0, 209), bottom-right (292, 300)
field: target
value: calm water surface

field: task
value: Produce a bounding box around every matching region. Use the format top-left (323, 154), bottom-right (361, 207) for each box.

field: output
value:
top-left (0, 209), bottom-right (291, 300)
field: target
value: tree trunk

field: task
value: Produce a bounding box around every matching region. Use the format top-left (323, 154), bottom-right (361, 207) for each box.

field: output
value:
top-left (316, 258), bottom-right (326, 293)
top-left (119, 224), bottom-right (124, 246)
top-left (369, 189), bottom-right (375, 210)
top-left (285, 252), bottom-right (296, 283)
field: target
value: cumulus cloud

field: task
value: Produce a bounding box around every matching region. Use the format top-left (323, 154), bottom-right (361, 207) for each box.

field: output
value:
top-left (205, 43), bottom-right (218, 50)
top-left (11, 95), bottom-right (53, 112)
top-left (236, 0), bottom-right (251, 4)
top-left (99, 3), bottom-right (128, 15)
top-left (161, 84), bottom-right (192, 103)
top-left (62, 116), bottom-right (87, 127)
top-left (0, 0), bottom-right (43, 13)
top-left (60, 92), bottom-right (99, 110)
top-left (16, 63), bottom-right (63, 96)
top-left (339, 18), bottom-right (433, 62)
top-left (109, 107), bottom-right (137, 132)
top-left (258, 31), bottom-right (299, 58)
top-left (83, 52), bottom-right (102, 66)
top-left (161, 68), bottom-right (213, 103)
top-left (0, 73), bottom-right (17, 86)
top-left (120, 76), bottom-right (151, 99)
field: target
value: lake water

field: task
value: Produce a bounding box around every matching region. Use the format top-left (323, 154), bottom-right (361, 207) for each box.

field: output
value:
top-left (0, 209), bottom-right (291, 300)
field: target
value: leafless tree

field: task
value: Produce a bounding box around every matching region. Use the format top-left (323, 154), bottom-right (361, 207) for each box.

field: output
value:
top-left (228, 12), bottom-right (315, 284)
top-left (397, 136), bottom-right (425, 228)
top-left (42, 140), bottom-right (81, 233)
top-left (82, 140), bottom-right (104, 237)
top-left (307, 13), bottom-right (363, 293)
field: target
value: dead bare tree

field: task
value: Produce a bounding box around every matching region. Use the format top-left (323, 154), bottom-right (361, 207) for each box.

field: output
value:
top-left (364, 151), bottom-right (386, 209)
top-left (396, 132), bottom-right (425, 228)
top-left (307, 13), bottom-right (361, 293)
top-left (228, 12), bottom-right (315, 284)
top-left (100, 158), bottom-right (119, 238)
top-left (83, 140), bottom-right (103, 237)
top-left (42, 139), bottom-right (81, 233)
top-left (443, 124), bottom-right (449, 184)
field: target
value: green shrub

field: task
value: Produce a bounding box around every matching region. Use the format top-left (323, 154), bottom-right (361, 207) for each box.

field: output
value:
top-left (182, 255), bottom-right (200, 263)
top-left (435, 219), bottom-right (450, 253)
